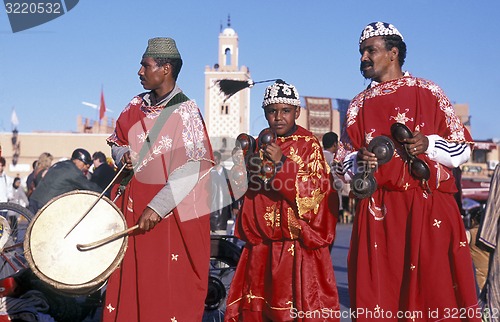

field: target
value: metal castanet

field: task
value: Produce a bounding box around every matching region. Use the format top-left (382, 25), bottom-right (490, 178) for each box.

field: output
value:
top-left (236, 133), bottom-right (256, 157)
top-left (367, 135), bottom-right (395, 165)
top-left (390, 122), bottom-right (431, 182)
top-left (257, 128), bottom-right (276, 150)
top-left (351, 135), bottom-right (395, 199)
top-left (350, 171), bottom-right (378, 199)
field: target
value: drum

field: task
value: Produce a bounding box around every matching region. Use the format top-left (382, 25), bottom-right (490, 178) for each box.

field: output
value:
top-left (0, 216), bottom-right (12, 251)
top-left (24, 190), bottom-right (128, 296)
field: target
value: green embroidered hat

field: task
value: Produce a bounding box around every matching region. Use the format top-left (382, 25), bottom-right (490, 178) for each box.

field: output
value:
top-left (143, 37), bottom-right (181, 59)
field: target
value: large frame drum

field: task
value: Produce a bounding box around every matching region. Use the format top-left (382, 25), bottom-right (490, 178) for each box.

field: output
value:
top-left (24, 190), bottom-right (128, 296)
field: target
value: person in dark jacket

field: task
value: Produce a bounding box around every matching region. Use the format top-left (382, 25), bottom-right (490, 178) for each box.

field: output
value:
top-left (90, 151), bottom-right (116, 198)
top-left (28, 148), bottom-right (102, 214)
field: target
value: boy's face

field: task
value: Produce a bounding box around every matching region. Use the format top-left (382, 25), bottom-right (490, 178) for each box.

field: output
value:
top-left (263, 103), bottom-right (300, 136)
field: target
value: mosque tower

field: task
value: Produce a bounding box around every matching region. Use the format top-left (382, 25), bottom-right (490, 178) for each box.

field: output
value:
top-left (204, 16), bottom-right (251, 153)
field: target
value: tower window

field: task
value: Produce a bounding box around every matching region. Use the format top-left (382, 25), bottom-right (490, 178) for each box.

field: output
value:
top-left (220, 104), bottom-right (229, 115)
top-left (225, 48), bottom-right (231, 66)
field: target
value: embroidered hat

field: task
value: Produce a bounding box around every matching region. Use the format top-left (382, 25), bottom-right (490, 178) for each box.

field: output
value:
top-left (359, 22), bottom-right (404, 44)
top-left (143, 37), bottom-right (182, 59)
top-left (262, 80), bottom-right (300, 108)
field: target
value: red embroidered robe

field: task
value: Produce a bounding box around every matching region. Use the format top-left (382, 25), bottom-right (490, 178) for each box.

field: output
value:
top-left (225, 126), bottom-right (340, 322)
top-left (103, 93), bottom-right (213, 322)
top-left (336, 76), bottom-right (480, 321)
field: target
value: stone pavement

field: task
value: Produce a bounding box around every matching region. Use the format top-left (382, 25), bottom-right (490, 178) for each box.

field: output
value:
top-left (331, 223), bottom-right (353, 322)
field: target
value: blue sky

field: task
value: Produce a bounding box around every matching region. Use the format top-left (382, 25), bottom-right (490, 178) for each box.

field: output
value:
top-left (1, 0), bottom-right (498, 140)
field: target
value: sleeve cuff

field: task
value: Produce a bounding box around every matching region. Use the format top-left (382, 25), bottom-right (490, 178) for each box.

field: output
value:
top-left (425, 134), bottom-right (438, 158)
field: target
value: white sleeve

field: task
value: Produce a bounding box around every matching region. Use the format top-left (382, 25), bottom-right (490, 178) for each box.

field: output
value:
top-left (148, 161), bottom-right (201, 218)
top-left (425, 134), bottom-right (471, 168)
top-left (333, 151), bottom-right (358, 183)
top-left (111, 145), bottom-right (130, 168)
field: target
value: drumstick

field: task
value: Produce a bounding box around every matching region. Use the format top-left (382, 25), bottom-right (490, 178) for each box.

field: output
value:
top-left (64, 163), bottom-right (128, 239)
top-left (76, 225), bottom-right (139, 251)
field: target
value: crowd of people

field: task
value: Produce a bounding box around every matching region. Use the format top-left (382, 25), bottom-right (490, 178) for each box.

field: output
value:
top-left (1, 20), bottom-right (498, 322)
top-left (0, 150), bottom-right (116, 216)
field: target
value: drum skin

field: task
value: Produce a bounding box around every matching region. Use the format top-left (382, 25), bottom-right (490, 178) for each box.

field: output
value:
top-left (24, 190), bottom-right (128, 296)
top-left (0, 216), bottom-right (12, 251)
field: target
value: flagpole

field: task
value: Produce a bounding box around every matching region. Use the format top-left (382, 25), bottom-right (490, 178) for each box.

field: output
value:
top-left (99, 85), bottom-right (106, 126)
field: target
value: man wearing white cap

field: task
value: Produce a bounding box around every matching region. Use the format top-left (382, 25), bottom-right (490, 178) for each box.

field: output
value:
top-left (335, 22), bottom-right (479, 321)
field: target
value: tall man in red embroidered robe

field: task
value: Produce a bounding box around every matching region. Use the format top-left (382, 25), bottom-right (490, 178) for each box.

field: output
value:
top-left (104, 37), bottom-right (213, 321)
top-left (335, 22), bottom-right (480, 321)
top-left (225, 80), bottom-right (340, 322)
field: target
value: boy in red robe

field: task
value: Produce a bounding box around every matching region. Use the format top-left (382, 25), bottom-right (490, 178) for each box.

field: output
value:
top-left (225, 80), bottom-right (340, 322)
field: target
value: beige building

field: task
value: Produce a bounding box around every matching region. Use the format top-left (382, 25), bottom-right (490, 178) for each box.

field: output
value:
top-left (453, 103), bottom-right (498, 178)
top-left (1, 116), bottom-right (115, 179)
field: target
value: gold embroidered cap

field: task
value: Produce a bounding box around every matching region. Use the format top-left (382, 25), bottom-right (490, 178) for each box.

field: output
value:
top-left (359, 22), bottom-right (404, 44)
top-left (143, 37), bottom-right (181, 59)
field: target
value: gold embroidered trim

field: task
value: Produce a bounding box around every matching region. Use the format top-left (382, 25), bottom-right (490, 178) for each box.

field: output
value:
top-left (263, 204), bottom-right (280, 227)
top-left (226, 292), bottom-right (337, 315)
top-left (226, 290), bottom-right (295, 311)
top-left (296, 188), bottom-right (325, 219)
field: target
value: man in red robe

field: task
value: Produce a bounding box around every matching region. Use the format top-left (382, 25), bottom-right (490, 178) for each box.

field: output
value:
top-left (335, 22), bottom-right (480, 321)
top-left (104, 37), bottom-right (213, 321)
top-left (225, 80), bottom-right (340, 322)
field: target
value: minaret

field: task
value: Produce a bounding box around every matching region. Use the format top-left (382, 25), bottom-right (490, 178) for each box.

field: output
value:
top-left (204, 16), bottom-right (251, 154)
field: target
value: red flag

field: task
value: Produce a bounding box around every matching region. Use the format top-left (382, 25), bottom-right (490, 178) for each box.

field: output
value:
top-left (99, 89), bottom-right (106, 121)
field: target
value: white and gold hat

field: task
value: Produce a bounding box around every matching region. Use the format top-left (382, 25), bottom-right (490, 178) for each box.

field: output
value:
top-left (262, 80), bottom-right (300, 108)
top-left (359, 22), bottom-right (404, 44)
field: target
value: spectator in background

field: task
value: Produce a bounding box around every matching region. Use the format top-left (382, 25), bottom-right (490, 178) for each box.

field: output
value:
top-left (8, 177), bottom-right (29, 208)
top-left (322, 131), bottom-right (344, 223)
top-left (209, 151), bottom-right (233, 231)
top-left (27, 152), bottom-right (53, 198)
top-left (0, 157), bottom-right (13, 203)
top-left (90, 151), bottom-right (116, 198)
top-left (7, 176), bottom-right (29, 231)
top-left (28, 148), bottom-right (101, 214)
top-left (322, 131), bottom-right (339, 167)
top-left (25, 160), bottom-right (38, 195)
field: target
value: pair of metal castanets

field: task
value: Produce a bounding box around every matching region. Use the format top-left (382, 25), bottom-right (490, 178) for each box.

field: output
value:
top-left (350, 122), bottom-right (431, 199)
top-left (233, 128), bottom-right (278, 185)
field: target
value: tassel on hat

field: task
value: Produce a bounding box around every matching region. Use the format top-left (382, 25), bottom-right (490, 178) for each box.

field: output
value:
top-left (216, 78), bottom-right (280, 101)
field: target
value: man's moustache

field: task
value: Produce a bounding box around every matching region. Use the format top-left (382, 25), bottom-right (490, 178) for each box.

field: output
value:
top-left (360, 62), bottom-right (372, 70)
